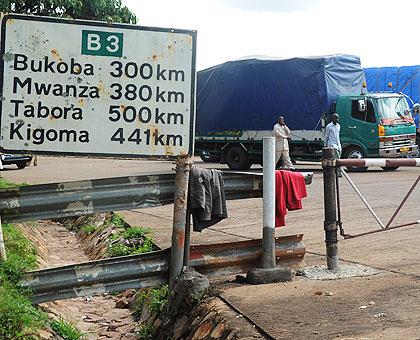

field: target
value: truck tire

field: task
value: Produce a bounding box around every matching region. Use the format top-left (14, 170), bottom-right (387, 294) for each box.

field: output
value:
top-left (17, 162), bottom-right (27, 169)
top-left (226, 146), bottom-right (251, 170)
top-left (343, 146), bottom-right (368, 172)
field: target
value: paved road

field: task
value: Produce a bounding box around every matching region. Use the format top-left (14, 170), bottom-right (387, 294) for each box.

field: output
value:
top-left (3, 156), bottom-right (420, 339)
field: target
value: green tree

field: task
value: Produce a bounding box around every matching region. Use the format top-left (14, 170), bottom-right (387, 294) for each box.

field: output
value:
top-left (0, 0), bottom-right (137, 24)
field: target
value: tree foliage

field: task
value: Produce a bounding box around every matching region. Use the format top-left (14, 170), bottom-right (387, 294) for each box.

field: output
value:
top-left (0, 0), bottom-right (137, 24)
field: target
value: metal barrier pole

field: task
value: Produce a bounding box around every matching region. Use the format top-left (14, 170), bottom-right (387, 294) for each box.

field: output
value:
top-left (0, 215), bottom-right (7, 261)
top-left (169, 156), bottom-right (191, 288)
top-left (262, 137), bottom-right (276, 269)
top-left (322, 148), bottom-right (339, 272)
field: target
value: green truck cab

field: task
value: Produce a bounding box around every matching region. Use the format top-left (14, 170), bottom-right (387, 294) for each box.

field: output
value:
top-left (334, 93), bottom-right (418, 170)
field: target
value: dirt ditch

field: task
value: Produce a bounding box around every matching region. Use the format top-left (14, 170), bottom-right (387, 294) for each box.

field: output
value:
top-left (20, 216), bottom-right (265, 339)
top-left (20, 219), bottom-right (138, 339)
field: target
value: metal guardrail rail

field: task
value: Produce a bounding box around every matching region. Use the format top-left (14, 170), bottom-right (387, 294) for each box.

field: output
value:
top-left (0, 171), bottom-right (312, 223)
top-left (21, 235), bottom-right (305, 304)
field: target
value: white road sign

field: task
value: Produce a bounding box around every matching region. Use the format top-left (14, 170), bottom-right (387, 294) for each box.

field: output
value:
top-left (0, 15), bottom-right (196, 157)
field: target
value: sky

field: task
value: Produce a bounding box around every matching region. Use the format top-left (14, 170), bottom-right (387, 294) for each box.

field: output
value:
top-left (122, 0), bottom-right (420, 71)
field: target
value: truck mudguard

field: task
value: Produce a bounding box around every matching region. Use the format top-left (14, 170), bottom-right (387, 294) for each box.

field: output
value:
top-left (196, 55), bottom-right (365, 135)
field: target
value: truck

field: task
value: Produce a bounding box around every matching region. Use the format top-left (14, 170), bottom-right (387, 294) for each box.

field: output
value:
top-left (195, 55), bottom-right (418, 170)
top-left (365, 65), bottom-right (420, 104)
top-left (365, 65), bottom-right (420, 150)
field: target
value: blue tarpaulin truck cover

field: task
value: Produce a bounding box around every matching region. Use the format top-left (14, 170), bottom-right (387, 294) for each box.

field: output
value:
top-left (196, 54), bottom-right (365, 135)
top-left (365, 66), bottom-right (420, 106)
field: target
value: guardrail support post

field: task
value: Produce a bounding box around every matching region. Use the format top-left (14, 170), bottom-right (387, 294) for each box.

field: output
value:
top-left (169, 155), bottom-right (191, 289)
top-left (262, 137), bottom-right (276, 269)
top-left (322, 148), bottom-right (339, 272)
top-left (0, 216), bottom-right (7, 262)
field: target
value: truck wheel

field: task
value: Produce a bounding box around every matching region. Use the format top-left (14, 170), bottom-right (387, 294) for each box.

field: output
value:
top-left (226, 146), bottom-right (251, 170)
top-left (17, 162), bottom-right (27, 169)
top-left (381, 166), bottom-right (399, 171)
top-left (343, 146), bottom-right (368, 172)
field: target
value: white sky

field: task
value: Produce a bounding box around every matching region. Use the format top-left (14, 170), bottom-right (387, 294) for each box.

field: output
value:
top-left (122, 0), bottom-right (420, 70)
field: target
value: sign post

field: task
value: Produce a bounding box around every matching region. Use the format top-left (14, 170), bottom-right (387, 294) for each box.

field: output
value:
top-left (0, 14), bottom-right (197, 284)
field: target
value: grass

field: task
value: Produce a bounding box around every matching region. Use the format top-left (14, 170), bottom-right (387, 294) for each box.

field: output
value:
top-left (81, 224), bottom-right (96, 235)
top-left (107, 226), bottom-right (155, 257)
top-left (137, 323), bottom-right (153, 340)
top-left (0, 283), bottom-right (46, 339)
top-left (148, 285), bottom-right (169, 314)
top-left (123, 226), bottom-right (151, 239)
top-left (0, 222), bottom-right (47, 338)
top-left (0, 178), bottom-right (28, 188)
top-left (133, 285), bottom-right (169, 320)
top-left (50, 317), bottom-right (85, 340)
top-left (108, 213), bottom-right (127, 228)
top-left (0, 224), bottom-right (38, 284)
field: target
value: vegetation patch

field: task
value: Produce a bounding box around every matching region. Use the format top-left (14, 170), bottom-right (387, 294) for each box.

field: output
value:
top-left (106, 220), bottom-right (156, 257)
top-left (80, 224), bottom-right (97, 235)
top-left (51, 317), bottom-right (86, 340)
top-left (133, 285), bottom-right (169, 320)
top-left (0, 223), bottom-right (47, 338)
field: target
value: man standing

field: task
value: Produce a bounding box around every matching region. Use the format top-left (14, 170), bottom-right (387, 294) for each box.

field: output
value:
top-left (324, 113), bottom-right (342, 175)
top-left (273, 116), bottom-right (294, 170)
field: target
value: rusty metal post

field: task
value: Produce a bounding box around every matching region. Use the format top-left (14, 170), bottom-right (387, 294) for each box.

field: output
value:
top-left (322, 148), bottom-right (339, 272)
top-left (262, 137), bottom-right (276, 269)
top-left (169, 156), bottom-right (191, 288)
top-left (0, 215), bottom-right (7, 261)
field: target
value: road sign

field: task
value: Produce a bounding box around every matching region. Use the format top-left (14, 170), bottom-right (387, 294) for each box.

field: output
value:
top-left (0, 15), bottom-right (196, 158)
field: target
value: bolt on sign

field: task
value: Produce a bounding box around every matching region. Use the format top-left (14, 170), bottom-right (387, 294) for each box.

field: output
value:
top-left (0, 14), bottom-right (196, 158)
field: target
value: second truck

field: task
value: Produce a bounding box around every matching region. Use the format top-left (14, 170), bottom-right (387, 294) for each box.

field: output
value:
top-left (195, 54), bottom-right (418, 170)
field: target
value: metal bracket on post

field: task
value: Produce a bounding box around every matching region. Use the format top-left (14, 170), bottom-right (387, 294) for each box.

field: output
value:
top-left (322, 147), bottom-right (339, 272)
top-left (169, 155), bottom-right (191, 289)
top-left (0, 215), bottom-right (7, 262)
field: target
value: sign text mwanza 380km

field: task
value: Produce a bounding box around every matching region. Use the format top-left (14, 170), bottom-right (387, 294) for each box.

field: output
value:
top-left (0, 15), bottom-right (196, 157)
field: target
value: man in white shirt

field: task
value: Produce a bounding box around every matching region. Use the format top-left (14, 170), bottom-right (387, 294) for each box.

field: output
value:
top-left (324, 113), bottom-right (342, 176)
top-left (324, 113), bottom-right (341, 156)
top-left (273, 116), bottom-right (294, 170)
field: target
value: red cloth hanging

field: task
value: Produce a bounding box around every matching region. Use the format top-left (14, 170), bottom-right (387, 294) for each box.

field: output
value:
top-left (275, 170), bottom-right (307, 227)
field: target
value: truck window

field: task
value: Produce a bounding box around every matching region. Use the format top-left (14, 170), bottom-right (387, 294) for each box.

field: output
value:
top-left (366, 100), bottom-right (376, 123)
top-left (351, 100), bottom-right (376, 123)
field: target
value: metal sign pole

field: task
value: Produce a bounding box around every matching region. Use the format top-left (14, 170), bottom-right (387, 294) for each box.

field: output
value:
top-left (262, 137), bottom-right (276, 268)
top-left (169, 156), bottom-right (191, 288)
top-left (0, 215), bottom-right (7, 261)
top-left (322, 148), bottom-right (339, 272)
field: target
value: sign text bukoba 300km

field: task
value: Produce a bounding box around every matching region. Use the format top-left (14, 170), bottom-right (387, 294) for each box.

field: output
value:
top-left (0, 15), bottom-right (196, 157)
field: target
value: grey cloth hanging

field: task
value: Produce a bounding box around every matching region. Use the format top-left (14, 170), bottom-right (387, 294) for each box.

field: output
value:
top-left (188, 167), bottom-right (228, 232)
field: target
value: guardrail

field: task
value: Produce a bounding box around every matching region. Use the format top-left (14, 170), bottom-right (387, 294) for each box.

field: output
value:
top-left (21, 235), bottom-right (305, 304)
top-left (0, 171), bottom-right (312, 223)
